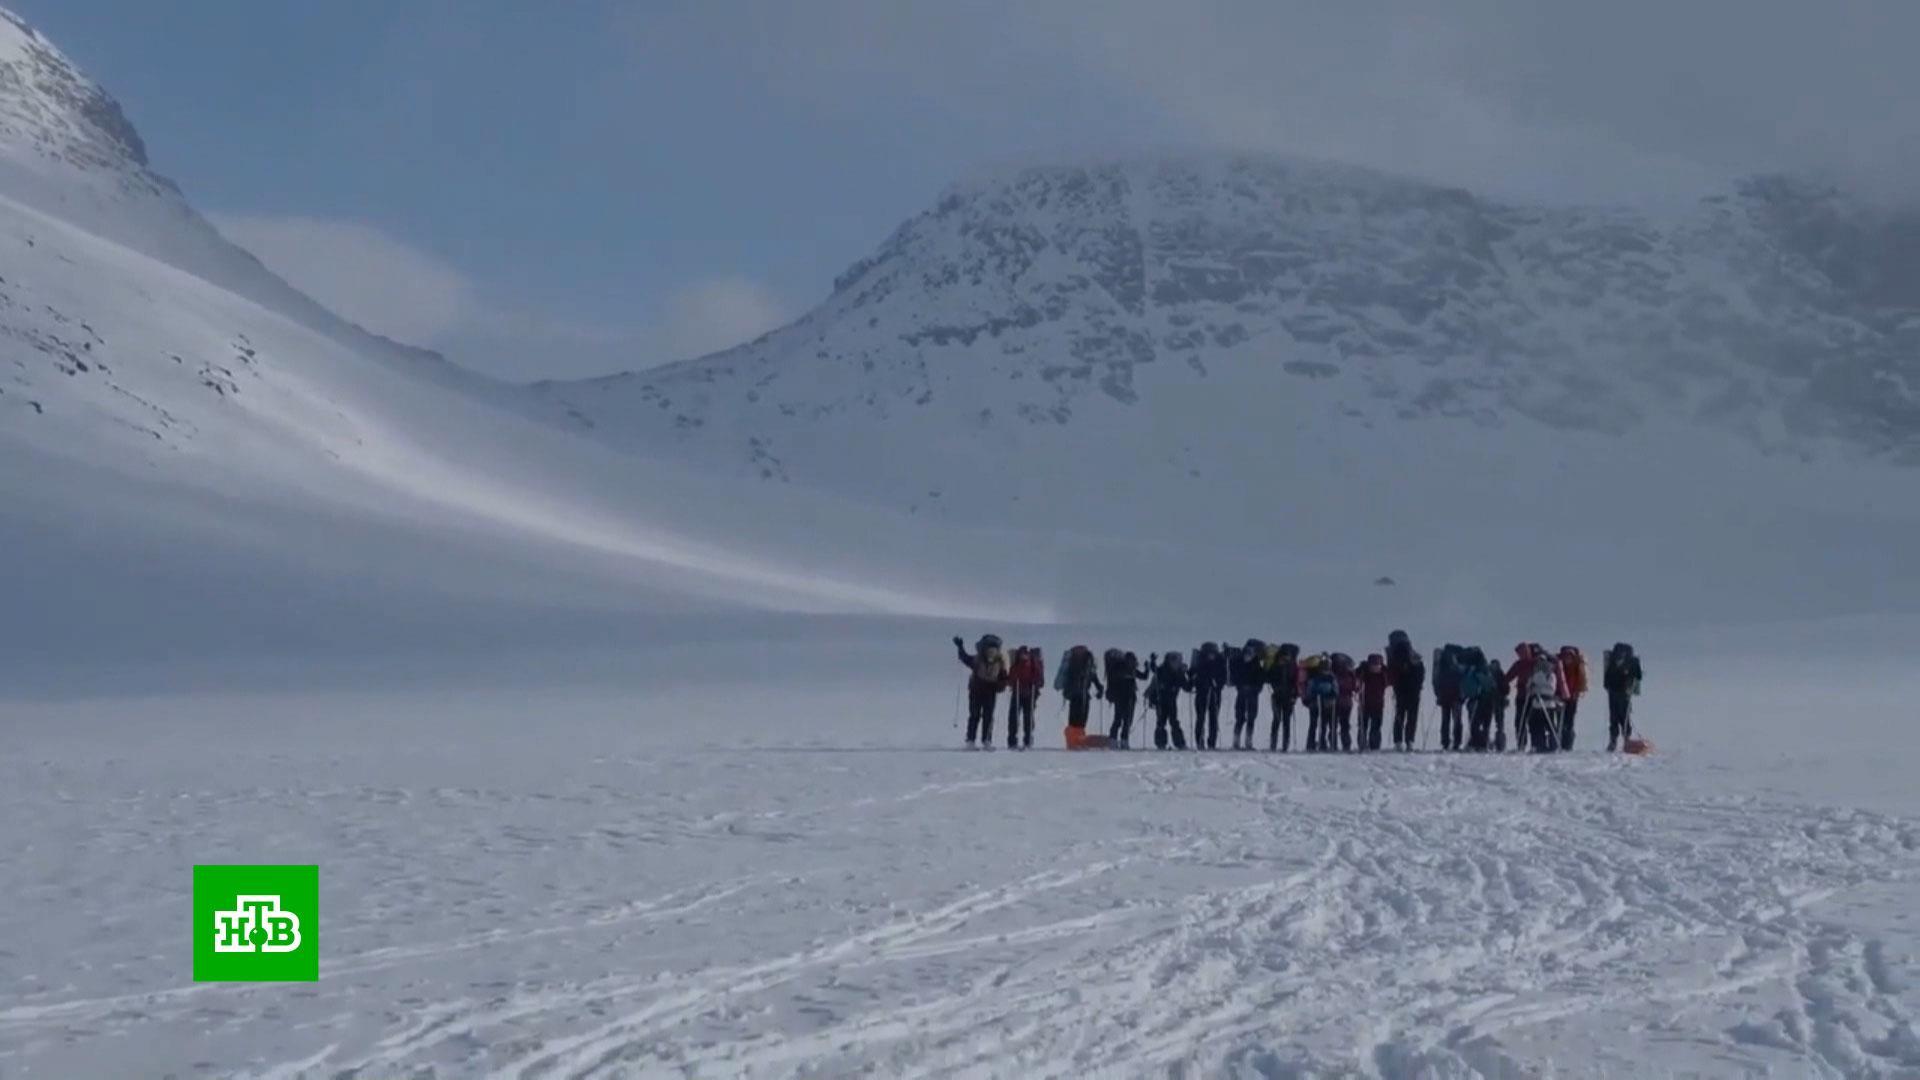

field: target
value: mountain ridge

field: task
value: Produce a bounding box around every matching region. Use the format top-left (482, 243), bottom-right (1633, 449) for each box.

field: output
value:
top-left (535, 153), bottom-right (1920, 480)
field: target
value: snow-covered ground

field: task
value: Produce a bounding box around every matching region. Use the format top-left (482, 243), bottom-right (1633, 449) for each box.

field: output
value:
top-left (4, 8), bottom-right (1919, 1077)
top-left (5, 622), bottom-right (1918, 1078)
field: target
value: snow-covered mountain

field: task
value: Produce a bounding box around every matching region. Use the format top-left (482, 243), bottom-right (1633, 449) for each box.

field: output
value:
top-left (529, 155), bottom-right (1920, 625)
top-left (0, 9), bottom-right (1043, 675)
top-left (539, 155), bottom-right (1920, 474)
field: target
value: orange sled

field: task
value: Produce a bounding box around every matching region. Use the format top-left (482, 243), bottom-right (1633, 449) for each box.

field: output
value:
top-left (1065, 726), bottom-right (1112, 750)
top-left (1623, 735), bottom-right (1654, 756)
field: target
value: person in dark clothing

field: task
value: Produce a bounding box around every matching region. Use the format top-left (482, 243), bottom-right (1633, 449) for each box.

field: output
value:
top-left (1005, 645), bottom-right (1045, 750)
top-left (1148, 651), bottom-right (1192, 750)
top-left (1268, 643), bottom-right (1301, 751)
top-left (1229, 639), bottom-right (1268, 750)
top-left (953, 634), bottom-right (1009, 748)
top-left (1390, 647), bottom-right (1425, 751)
top-left (1488, 659), bottom-right (1510, 751)
top-left (1190, 642), bottom-right (1228, 750)
top-left (1463, 649), bottom-right (1497, 751)
top-left (1505, 643), bottom-right (1534, 751)
top-left (1432, 645), bottom-right (1465, 752)
top-left (1358, 653), bottom-right (1390, 751)
top-left (1302, 655), bottom-right (1338, 751)
top-left (1330, 653), bottom-right (1359, 752)
top-left (1105, 649), bottom-right (1148, 748)
top-left (1453, 647), bottom-right (1489, 751)
top-left (1056, 645), bottom-right (1104, 743)
top-left (1603, 643), bottom-right (1643, 751)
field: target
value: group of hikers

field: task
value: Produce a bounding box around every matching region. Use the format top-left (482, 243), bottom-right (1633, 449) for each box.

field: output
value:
top-left (952, 632), bottom-right (1646, 754)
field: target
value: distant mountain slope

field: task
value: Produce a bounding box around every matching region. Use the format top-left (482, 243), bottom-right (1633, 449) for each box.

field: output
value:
top-left (0, 7), bottom-right (1041, 671)
top-left (524, 154), bottom-right (1920, 624)
top-left (535, 155), bottom-right (1920, 482)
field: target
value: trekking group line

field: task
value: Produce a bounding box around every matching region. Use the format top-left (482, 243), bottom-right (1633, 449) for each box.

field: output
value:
top-left (953, 632), bottom-right (1646, 754)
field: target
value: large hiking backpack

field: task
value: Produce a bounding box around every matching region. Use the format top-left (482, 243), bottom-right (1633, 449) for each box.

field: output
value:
top-left (1459, 649), bottom-right (1491, 699)
top-left (1432, 645), bottom-right (1463, 698)
top-left (1103, 647), bottom-right (1125, 685)
top-left (1387, 630), bottom-right (1413, 670)
top-left (1560, 647), bottom-right (1588, 695)
top-left (1306, 668), bottom-right (1338, 703)
top-left (1056, 645), bottom-right (1095, 695)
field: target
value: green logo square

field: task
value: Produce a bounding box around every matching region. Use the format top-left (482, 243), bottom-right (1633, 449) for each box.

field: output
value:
top-left (193, 865), bottom-right (319, 982)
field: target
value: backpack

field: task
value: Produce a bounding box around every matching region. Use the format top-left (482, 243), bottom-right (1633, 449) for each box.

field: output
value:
top-left (1560, 648), bottom-right (1588, 695)
top-left (1433, 646), bottom-right (1462, 695)
top-left (1056, 645), bottom-right (1094, 694)
top-left (1459, 661), bottom-right (1489, 703)
top-left (1103, 647), bottom-right (1125, 683)
top-left (1307, 670), bottom-right (1338, 702)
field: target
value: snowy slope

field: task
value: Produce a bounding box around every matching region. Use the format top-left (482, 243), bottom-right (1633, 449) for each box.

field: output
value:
top-left (0, 9), bottom-right (1051, 671)
top-left (528, 156), bottom-right (1920, 626)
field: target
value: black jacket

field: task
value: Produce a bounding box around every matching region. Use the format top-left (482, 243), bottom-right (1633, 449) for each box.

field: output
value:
top-left (1603, 652), bottom-right (1644, 694)
top-left (1268, 656), bottom-right (1300, 701)
top-left (1393, 656), bottom-right (1426, 699)
top-left (1228, 651), bottom-right (1266, 691)
top-left (1191, 649), bottom-right (1228, 692)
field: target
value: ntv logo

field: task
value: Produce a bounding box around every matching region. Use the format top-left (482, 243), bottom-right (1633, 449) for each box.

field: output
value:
top-left (194, 865), bottom-right (319, 982)
top-left (213, 895), bottom-right (302, 953)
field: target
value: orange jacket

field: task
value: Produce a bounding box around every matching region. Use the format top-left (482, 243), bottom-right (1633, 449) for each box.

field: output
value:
top-left (1559, 648), bottom-right (1588, 696)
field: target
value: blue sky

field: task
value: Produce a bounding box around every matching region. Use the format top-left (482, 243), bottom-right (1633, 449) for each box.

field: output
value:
top-left (15, 1), bottom-right (1918, 380)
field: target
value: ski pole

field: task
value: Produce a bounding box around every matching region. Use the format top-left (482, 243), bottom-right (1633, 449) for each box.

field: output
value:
top-left (952, 680), bottom-right (962, 729)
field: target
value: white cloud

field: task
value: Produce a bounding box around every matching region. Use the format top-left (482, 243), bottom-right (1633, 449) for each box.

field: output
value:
top-left (659, 276), bottom-right (794, 361)
top-left (211, 213), bottom-right (792, 380)
top-left (211, 214), bottom-right (472, 345)
top-left (619, 0), bottom-right (1920, 208)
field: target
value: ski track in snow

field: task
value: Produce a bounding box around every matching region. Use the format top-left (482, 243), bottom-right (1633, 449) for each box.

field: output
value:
top-left (5, 711), bottom-right (1919, 1080)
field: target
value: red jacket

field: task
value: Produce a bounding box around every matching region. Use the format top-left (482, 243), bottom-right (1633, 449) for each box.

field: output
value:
top-left (1359, 665), bottom-right (1389, 709)
top-left (1335, 668), bottom-right (1359, 708)
top-left (1505, 645), bottom-right (1533, 698)
top-left (1009, 650), bottom-right (1045, 694)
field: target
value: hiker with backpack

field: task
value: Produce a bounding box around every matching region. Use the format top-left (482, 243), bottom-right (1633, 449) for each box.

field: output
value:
top-left (1190, 642), bottom-right (1228, 750)
top-left (1505, 644), bottom-right (1534, 751)
top-left (1053, 645), bottom-right (1105, 746)
top-left (1330, 653), bottom-right (1359, 752)
top-left (1104, 649), bottom-right (1148, 748)
top-left (1461, 648), bottom-right (1497, 750)
top-left (1519, 644), bottom-right (1568, 752)
top-left (1488, 658), bottom-right (1510, 751)
top-left (1602, 643), bottom-right (1643, 751)
top-left (1302, 654), bottom-right (1338, 751)
top-left (1432, 645), bottom-right (1465, 751)
top-left (1006, 646), bottom-right (1046, 750)
top-left (1387, 632), bottom-right (1424, 751)
top-left (953, 634), bottom-right (1010, 748)
top-left (1229, 639), bottom-right (1268, 750)
top-left (1267, 643), bottom-right (1301, 751)
top-left (1558, 646), bottom-right (1588, 751)
top-left (1147, 651), bottom-right (1192, 750)
top-left (1358, 653), bottom-right (1390, 751)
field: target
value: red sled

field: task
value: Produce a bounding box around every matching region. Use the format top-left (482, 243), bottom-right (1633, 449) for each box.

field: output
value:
top-left (1064, 726), bottom-right (1111, 750)
top-left (1623, 735), bottom-right (1654, 756)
